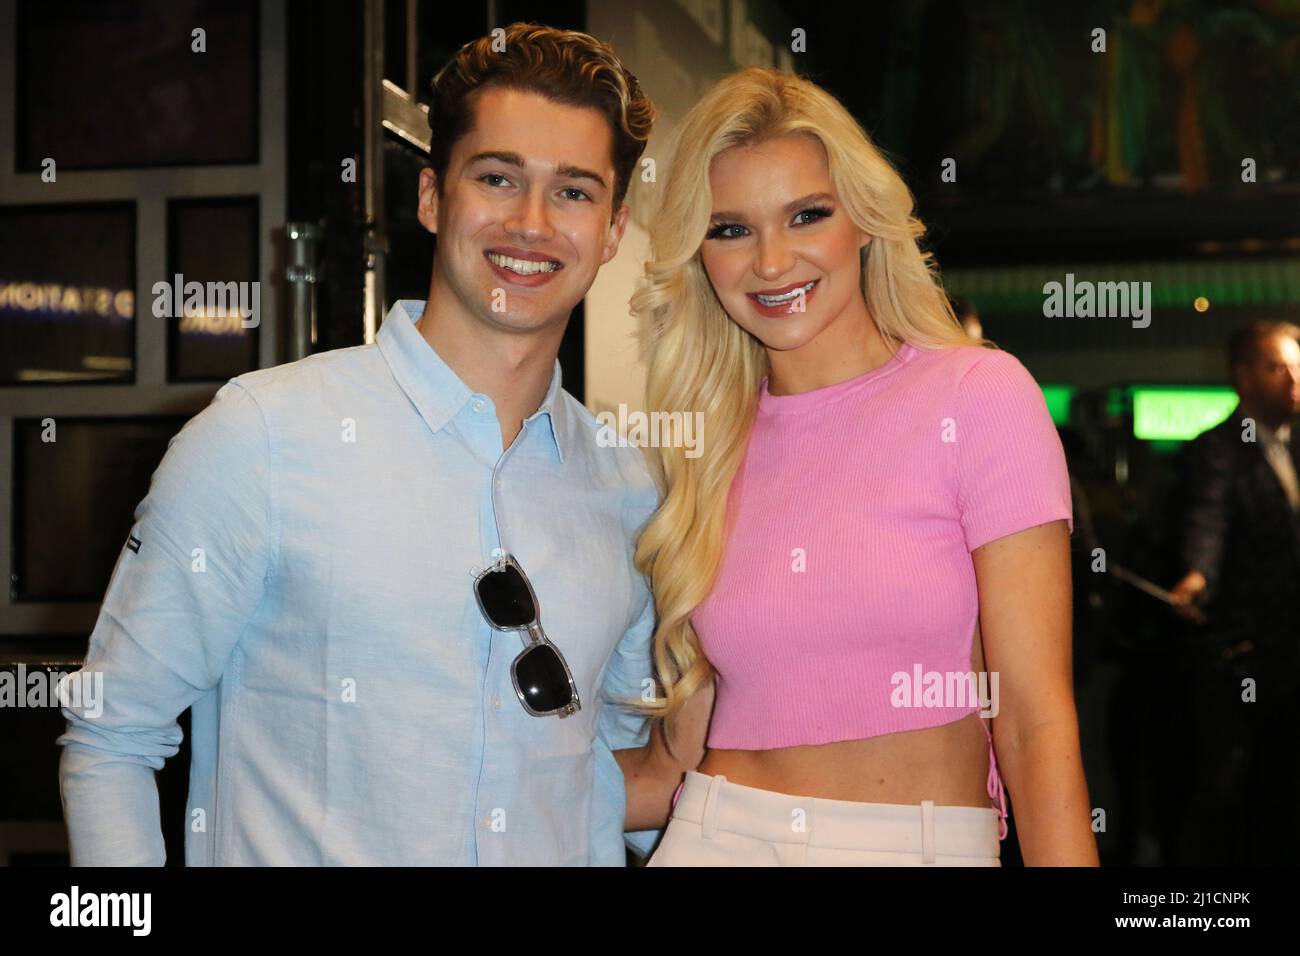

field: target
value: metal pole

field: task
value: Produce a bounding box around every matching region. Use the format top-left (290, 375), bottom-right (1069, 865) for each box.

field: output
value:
top-left (362, 0), bottom-right (387, 343)
top-left (285, 221), bottom-right (321, 360)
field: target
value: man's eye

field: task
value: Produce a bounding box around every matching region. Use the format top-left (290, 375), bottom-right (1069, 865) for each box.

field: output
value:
top-left (561, 187), bottom-right (591, 201)
top-left (706, 223), bottom-right (746, 240)
top-left (480, 173), bottom-right (511, 187)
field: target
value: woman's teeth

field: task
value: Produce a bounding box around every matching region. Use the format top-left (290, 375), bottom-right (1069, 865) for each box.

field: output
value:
top-left (487, 252), bottom-right (560, 275)
top-left (755, 280), bottom-right (816, 306)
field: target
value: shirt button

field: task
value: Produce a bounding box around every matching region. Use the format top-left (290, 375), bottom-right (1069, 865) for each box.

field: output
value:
top-left (494, 478), bottom-right (502, 489)
top-left (471, 398), bottom-right (486, 412)
top-left (492, 695), bottom-right (501, 710)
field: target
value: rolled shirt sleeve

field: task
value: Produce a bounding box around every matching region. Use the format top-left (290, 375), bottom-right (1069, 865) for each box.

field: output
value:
top-left (57, 380), bottom-right (275, 865)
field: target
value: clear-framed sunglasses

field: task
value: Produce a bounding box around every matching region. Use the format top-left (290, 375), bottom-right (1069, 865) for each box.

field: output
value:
top-left (472, 553), bottom-right (581, 718)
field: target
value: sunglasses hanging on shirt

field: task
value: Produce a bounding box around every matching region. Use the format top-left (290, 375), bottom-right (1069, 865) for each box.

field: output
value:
top-left (473, 553), bottom-right (581, 718)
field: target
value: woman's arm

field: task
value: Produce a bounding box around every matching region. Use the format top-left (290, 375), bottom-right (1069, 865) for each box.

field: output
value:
top-left (615, 677), bottom-right (714, 832)
top-left (974, 519), bottom-right (1100, 866)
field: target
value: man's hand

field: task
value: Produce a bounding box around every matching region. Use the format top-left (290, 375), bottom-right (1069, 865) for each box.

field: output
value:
top-left (616, 677), bottom-right (714, 833)
top-left (1170, 570), bottom-right (1208, 624)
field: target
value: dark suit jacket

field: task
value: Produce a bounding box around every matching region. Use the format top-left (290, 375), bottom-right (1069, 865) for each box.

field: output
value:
top-left (1179, 406), bottom-right (1300, 681)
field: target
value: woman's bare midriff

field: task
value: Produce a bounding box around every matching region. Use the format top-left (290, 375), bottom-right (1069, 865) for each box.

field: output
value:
top-left (694, 711), bottom-right (994, 809)
top-left (691, 621), bottom-right (999, 809)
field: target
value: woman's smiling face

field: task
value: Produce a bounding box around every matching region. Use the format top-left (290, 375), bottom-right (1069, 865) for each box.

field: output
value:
top-left (699, 133), bottom-right (871, 354)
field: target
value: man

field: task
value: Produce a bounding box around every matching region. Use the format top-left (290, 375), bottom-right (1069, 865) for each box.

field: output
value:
top-left (58, 23), bottom-right (664, 865)
top-left (1170, 320), bottom-right (1300, 864)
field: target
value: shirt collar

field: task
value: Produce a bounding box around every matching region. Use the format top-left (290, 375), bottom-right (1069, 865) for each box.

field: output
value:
top-left (376, 299), bottom-right (569, 462)
top-left (1252, 416), bottom-right (1290, 446)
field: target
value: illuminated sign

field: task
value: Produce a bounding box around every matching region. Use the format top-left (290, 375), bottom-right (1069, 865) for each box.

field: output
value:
top-left (1040, 385), bottom-right (1075, 427)
top-left (0, 281), bottom-right (133, 320)
top-left (1132, 388), bottom-right (1239, 441)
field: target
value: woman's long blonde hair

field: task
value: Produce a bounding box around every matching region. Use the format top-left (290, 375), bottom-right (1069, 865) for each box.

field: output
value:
top-left (629, 68), bottom-right (990, 753)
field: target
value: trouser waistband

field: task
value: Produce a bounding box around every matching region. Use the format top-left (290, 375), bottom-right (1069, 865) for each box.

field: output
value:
top-left (671, 771), bottom-right (1001, 861)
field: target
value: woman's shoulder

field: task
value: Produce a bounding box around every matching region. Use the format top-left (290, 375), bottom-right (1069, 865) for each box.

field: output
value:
top-left (902, 342), bottom-right (1027, 391)
top-left (895, 344), bottom-right (1048, 427)
top-left (908, 341), bottom-right (1020, 372)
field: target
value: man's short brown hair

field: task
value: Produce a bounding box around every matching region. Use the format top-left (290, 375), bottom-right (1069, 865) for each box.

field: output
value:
top-left (1228, 320), bottom-right (1300, 374)
top-left (426, 22), bottom-right (655, 210)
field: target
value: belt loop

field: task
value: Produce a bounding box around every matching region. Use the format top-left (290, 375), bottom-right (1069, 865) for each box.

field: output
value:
top-left (920, 800), bottom-right (937, 864)
top-left (701, 774), bottom-right (726, 840)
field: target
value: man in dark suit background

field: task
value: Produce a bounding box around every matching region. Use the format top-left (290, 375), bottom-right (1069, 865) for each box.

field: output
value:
top-left (1170, 320), bottom-right (1300, 864)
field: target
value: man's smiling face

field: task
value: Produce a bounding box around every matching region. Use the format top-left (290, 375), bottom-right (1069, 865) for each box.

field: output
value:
top-left (419, 86), bottom-right (629, 338)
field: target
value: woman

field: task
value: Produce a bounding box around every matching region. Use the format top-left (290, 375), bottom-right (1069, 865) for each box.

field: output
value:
top-left (615, 68), bottom-right (1099, 866)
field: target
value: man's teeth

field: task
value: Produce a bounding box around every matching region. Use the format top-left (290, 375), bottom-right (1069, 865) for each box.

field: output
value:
top-left (487, 252), bottom-right (560, 275)
top-left (755, 280), bottom-right (816, 306)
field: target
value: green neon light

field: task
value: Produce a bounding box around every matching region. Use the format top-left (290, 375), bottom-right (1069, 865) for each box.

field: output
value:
top-left (1132, 387), bottom-right (1238, 441)
top-left (1040, 385), bottom-right (1074, 427)
top-left (1106, 387), bottom-right (1128, 419)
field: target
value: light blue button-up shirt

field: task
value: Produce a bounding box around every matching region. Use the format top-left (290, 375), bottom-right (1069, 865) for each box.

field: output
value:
top-left (58, 299), bottom-right (665, 865)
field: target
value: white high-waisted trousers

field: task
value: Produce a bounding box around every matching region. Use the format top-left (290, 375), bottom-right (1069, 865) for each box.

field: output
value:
top-left (645, 770), bottom-right (1002, 867)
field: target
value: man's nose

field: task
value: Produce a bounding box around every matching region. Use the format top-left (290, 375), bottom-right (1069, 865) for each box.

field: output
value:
top-left (504, 189), bottom-right (555, 242)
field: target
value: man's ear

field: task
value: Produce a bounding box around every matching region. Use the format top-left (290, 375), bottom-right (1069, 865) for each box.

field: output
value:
top-left (417, 167), bottom-right (440, 235)
top-left (601, 202), bottom-right (632, 265)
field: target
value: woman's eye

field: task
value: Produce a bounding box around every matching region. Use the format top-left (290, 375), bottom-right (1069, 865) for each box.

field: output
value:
top-left (794, 207), bottom-right (832, 225)
top-left (706, 223), bottom-right (746, 240)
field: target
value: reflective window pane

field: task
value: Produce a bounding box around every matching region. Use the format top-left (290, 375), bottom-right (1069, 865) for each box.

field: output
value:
top-left (12, 417), bottom-right (186, 601)
top-left (17, 0), bottom-right (258, 170)
top-left (167, 198), bottom-right (260, 381)
top-left (0, 203), bottom-right (135, 385)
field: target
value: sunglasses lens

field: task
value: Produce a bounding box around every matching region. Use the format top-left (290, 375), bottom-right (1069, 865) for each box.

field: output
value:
top-left (514, 644), bottom-right (572, 713)
top-left (477, 563), bottom-right (535, 628)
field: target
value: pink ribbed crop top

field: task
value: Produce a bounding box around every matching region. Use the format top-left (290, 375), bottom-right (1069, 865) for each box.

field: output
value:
top-left (689, 342), bottom-right (1074, 839)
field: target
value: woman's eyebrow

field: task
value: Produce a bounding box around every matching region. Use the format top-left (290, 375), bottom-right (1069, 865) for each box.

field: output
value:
top-left (710, 192), bottom-right (835, 221)
top-left (783, 192), bottom-right (834, 211)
